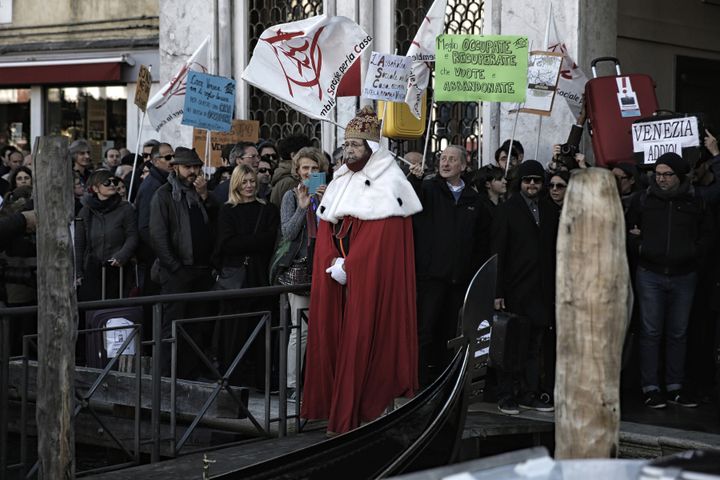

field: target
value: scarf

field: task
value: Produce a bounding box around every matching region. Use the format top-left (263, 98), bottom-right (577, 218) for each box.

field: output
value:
top-left (167, 171), bottom-right (208, 223)
top-left (81, 192), bottom-right (121, 213)
top-left (649, 176), bottom-right (692, 200)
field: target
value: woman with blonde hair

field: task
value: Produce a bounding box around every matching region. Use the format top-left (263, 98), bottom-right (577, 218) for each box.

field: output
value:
top-left (212, 164), bottom-right (279, 386)
top-left (277, 146), bottom-right (327, 399)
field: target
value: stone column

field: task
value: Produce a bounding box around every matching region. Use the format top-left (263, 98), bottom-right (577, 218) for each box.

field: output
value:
top-left (486, 0), bottom-right (617, 165)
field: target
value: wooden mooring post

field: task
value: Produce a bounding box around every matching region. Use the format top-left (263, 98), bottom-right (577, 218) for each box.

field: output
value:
top-left (555, 168), bottom-right (630, 458)
top-left (33, 136), bottom-right (77, 478)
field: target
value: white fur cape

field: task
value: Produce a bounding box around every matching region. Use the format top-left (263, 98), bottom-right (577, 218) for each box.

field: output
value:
top-left (317, 148), bottom-right (422, 224)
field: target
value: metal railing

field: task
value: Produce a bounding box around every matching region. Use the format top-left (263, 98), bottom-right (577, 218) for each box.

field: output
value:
top-left (0, 283), bottom-right (310, 479)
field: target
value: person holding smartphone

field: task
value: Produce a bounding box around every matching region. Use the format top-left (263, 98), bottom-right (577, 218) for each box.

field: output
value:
top-left (278, 146), bottom-right (328, 399)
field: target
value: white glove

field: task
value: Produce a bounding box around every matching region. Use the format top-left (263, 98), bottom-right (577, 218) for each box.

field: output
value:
top-left (325, 257), bottom-right (347, 285)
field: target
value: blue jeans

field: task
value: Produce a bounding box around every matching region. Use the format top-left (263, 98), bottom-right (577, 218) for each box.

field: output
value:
top-left (635, 267), bottom-right (697, 393)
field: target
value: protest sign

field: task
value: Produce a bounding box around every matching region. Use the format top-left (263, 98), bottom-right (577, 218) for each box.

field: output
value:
top-left (192, 119), bottom-right (260, 167)
top-left (242, 14), bottom-right (372, 120)
top-left (405, 0), bottom-right (447, 119)
top-left (182, 71), bottom-right (236, 132)
top-left (435, 35), bottom-right (528, 103)
top-left (632, 116), bottom-right (700, 164)
top-left (134, 65), bottom-right (152, 112)
top-left (520, 51), bottom-right (563, 116)
top-left (362, 52), bottom-right (412, 102)
top-left (147, 36), bottom-right (210, 132)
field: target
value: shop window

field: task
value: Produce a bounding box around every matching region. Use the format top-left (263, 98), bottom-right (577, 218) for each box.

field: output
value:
top-left (46, 86), bottom-right (127, 162)
top-left (0, 88), bottom-right (31, 151)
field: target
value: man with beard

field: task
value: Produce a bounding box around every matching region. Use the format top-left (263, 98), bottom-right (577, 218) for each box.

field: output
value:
top-left (301, 107), bottom-right (422, 435)
top-left (150, 147), bottom-right (218, 377)
top-left (626, 152), bottom-right (713, 409)
top-left (491, 159), bottom-right (559, 415)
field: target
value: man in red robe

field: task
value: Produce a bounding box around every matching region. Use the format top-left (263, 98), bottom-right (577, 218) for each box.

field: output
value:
top-left (301, 107), bottom-right (423, 435)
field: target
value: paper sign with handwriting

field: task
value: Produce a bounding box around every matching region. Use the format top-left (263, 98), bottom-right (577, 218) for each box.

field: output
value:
top-left (362, 51), bottom-right (412, 102)
top-left (435, 35), bottom-right (528, 103)
top-left (182, 71), bottom-right (236, 132)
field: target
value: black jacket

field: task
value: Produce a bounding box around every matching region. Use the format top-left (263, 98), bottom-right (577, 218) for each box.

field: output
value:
top-left (134, 164), bottom-right (169, 259)
top-left (149, 180), bottom-right (219, 275)
top-left (411, 175), bottom-right (491, 286)
top-left (626, 180), bottom-right (714, 276)
top-left (491, 192), bottom-right (559, 323)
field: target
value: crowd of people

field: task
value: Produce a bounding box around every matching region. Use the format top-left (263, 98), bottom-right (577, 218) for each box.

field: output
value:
top-left (1, 110), bottom-right (720, 436)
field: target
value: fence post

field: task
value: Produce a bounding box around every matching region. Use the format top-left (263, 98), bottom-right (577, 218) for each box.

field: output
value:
top-left (0, 308), bottom-right (9, 480)
top-left (151, 302), bottom-right (162, 462)
top-left (34, 136), bottom-right (77, 479)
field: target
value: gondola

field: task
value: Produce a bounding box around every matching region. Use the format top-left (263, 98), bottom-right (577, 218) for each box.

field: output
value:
top-left (211, 256), bottom-right (497, 480)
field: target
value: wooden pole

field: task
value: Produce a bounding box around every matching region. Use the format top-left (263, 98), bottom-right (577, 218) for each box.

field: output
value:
top-left (555, 167), bottom-right (630, 459)
top-left (34, 136), bottom-right (77, 478)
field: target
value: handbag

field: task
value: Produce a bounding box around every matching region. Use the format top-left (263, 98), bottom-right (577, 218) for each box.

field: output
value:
top-left (213, 262), bottom-right (249, 291)
top-left (213, 205), bottom-right (263, 291)
top-left (277, 257), bottom-right (310, 286)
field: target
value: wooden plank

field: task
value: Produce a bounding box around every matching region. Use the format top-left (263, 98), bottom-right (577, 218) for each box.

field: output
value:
top-left (34, 135), bottom-right (77, 478)
top-left (555, 168), bottom-right (630, 458)
top-left (7, 360), bottom-right (249, 419)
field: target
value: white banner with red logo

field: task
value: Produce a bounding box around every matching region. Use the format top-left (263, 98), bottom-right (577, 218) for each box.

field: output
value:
top-left (146, 36), bottom-right (210, 132)
top-left (546, 14), bottom-right (588, 120)
top-left (405, 0), bottom-right (447, 119)
top-left (242, 14), bottom-right (372, 120)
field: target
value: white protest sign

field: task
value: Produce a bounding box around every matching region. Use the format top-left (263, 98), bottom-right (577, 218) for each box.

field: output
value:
top-left (632, 116), bottom-right (700, 164)
top-left (242, 14), bottom-right (372, 120)
top-left (363, 52), bottom-right (412, 102)
top-left (104, 318), bottom-right (136, 358)
top-left (520, 51), bottom-right (563, 116)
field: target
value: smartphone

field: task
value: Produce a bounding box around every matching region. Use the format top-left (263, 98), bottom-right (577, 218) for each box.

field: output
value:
top-left (304, 172), bottom-right (326, 194)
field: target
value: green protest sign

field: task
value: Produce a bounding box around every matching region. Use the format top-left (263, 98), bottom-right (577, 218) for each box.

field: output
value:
top-left (435, 35), bottom-right (529, 103)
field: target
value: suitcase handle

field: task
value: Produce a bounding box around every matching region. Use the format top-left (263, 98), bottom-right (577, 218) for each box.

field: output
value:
top-left (591, 56), bottom-right (621, 78)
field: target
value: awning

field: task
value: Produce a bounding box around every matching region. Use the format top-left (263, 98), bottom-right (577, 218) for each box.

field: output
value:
top-left (0, 56), bottom-right (130, 86)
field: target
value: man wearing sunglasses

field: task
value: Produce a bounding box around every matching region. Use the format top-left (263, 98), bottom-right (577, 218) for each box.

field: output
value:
top-left (491, 159), bottom-right (559, 415)
top-left (626, 152), bottom-right (713, 409)
top-left (134, 142), bottom-right (174, 294)
top-left (256, 158), bottom-right (274, 202)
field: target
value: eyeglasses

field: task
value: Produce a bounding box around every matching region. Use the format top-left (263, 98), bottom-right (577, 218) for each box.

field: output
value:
top-left (521, 176), bottom-right (543, 184)
top-left (614, 175), bottom-right (631, 181)
top-left (655, 171), bottom-right (676, 178)
top-left (156, 154), bottom-right (174, 161)
top-left (261, 154), bottom-right (278, 161)
top-left (101, 178), bottom-right (120, 187)
top-left (549, 183), bottom-right (567, 190)
top-left (241, 154), bottom-right (260, 159)
top-left (142, 152), bottom-right (152, 159)
top-left (343, 142), bottom-right (365, 149)
top-left (257, 168), bottom-right (272, 174)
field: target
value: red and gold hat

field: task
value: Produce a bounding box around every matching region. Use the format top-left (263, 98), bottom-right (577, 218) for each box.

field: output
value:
top-left (344, 106), bottom-right (380, 143)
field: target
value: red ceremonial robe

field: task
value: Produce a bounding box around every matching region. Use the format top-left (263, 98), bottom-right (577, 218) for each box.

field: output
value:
top-left (301, 215), bottom-right (418, 434)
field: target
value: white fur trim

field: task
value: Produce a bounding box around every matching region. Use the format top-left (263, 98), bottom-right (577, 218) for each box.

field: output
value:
top-left (318, 148), bottom-right (422, 223)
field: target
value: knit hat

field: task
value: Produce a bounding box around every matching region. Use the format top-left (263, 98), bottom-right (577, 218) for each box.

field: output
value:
top-left (517, 159), bottom-right (545, 180)
top-left (345, 106), bottom-right (381, 143)
top-left (614, 162), bottom-right (636, 178)
top-left (69, 139), bottom-right (91, 155)
top-left (170, 147), bottom-right (203, 166)
top-left (655, 152), bottom-right (689, 177)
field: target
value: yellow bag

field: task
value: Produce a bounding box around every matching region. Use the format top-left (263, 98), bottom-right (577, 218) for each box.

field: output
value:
top-left (377, 95), bottom-right (427, 139)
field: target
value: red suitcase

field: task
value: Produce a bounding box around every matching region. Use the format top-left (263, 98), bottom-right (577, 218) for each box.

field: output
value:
top-left (585, 57), bottom-right (659, 168)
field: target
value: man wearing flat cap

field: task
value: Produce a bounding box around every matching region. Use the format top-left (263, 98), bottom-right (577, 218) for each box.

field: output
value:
top-left (150, 146), bottom-right (218, 377)
top-left (301, 106), bottom-right (422, 435)
top-left (627, 152), bottom-right (714, 409)
top-left (491, 159), bottom-right (559, 415)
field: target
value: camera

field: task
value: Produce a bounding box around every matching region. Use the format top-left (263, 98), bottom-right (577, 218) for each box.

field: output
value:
top-left (557, 124), bottom-right (584, 170)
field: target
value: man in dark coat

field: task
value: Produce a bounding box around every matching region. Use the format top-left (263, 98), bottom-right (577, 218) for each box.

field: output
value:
top-left (626, 152), bottom-right (714, 409)
top-left (149, 147), bottom-right (219, 378)
top-left (134, 142), bottom-right (174, 294)
top-left (491, 159), bottom-right (559, 415)
top-left (409, 145), bottom-right (492, 387)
